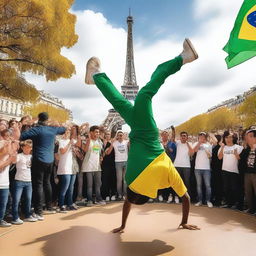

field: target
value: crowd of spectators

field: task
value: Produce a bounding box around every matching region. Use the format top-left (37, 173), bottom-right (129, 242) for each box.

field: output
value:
top-left (0, 112), bottom-right (255, 228)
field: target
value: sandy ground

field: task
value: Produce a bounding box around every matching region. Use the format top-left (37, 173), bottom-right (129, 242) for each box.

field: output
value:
top-left (0, 202), bottom-right (255, 256)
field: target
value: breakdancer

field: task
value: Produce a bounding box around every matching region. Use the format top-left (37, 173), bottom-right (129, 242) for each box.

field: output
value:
top-left (85, 39), bottom-right (200, 232)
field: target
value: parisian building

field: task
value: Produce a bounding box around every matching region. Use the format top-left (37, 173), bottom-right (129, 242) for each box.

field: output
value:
top-left (0, 90), bottom-right (72, 121)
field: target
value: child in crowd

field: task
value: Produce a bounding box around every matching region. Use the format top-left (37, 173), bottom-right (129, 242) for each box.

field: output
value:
top-left (12, 140), bottom-right (37, 224)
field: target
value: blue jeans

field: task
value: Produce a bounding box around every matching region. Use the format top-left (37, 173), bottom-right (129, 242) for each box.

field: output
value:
top-left (176, 167), bottom-right (191, 194)
top-left (115, 161), bottom-right (127, 197)
top-left (0, 189), bottom-right (9, 221)
top-left (12, 181), bottom-right (32, 220)
top-left (59, 174), bottom-right (76, 207)
top-left (195, 169), bottom-right (211, 202)
top-left (86, 172), bottom-right (102, 201)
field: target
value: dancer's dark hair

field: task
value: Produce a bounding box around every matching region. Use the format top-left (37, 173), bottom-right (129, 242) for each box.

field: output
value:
top-left (127, 187), bottom-right (149, 205)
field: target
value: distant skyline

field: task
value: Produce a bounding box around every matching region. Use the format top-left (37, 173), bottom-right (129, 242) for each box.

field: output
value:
top-left (26, 0), bottom-right (256, 129)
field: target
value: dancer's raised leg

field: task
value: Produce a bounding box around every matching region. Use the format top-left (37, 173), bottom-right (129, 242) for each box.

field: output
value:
top-left (133, 38), bottom-right (198, 130)
top-left (85, 57), bottom-right (134, 126)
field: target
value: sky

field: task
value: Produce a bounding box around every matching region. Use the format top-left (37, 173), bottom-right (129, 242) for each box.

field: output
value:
top-left (26, 0), bottom-right (256, 130)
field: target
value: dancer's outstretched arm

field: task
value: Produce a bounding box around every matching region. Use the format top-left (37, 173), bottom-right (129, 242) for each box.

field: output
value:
top-left (112, 192), bottom-right (200, 233)
top-left (179, 192), bottom-right (200, 230)
top-left (112, 198), bottom-right (131, 233)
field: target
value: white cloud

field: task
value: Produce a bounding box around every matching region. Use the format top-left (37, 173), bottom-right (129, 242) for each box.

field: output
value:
top-left (26, 1), bottom-right (256, 129)
top-left (193, 0), bottom-right (242, 19)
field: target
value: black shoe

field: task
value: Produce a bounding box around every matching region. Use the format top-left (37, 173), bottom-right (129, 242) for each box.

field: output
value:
top-left (43, 208), bottom-right (57, 214)
top-left (59, 206), bottom-right (68, 213)
top-left (68, 205), bottom-right (78, 211)
top-left (220, 204), bottom-right (229, 208)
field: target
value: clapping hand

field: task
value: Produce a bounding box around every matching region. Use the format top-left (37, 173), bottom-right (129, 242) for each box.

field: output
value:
top-left (234, 148), bottom-right (239, 155)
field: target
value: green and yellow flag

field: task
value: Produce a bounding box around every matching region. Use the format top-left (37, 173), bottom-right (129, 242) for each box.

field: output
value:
top-left (224, 0), bottom-right (256, 68)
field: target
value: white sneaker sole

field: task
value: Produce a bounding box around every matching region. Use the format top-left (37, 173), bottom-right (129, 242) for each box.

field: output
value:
top-left (0, 224), bottom-right (12, 227)
top-left (185, 38), bottom-right (198, 59)
top-left (12, 222), bottom-right (23, 225)
top-left (85, 57), bottom-right (100, 84)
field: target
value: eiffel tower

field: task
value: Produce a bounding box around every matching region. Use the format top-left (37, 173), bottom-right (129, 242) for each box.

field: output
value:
top-left (102, 11), bottom-right (139, 135)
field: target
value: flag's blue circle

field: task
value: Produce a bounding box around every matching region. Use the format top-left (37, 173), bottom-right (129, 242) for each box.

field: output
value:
top-left (247, 11), bottom-right (256, 28)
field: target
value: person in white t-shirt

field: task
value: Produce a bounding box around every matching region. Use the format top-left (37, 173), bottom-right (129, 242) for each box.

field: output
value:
top-left (12, 140), bottom-right (38, 224)
top-left (57, 126), bottom-right (81, 212)
top-left (106, 130), bottom-right (129, 200)
top-left (174, 131), bottom-right (194, 197)
top-left (81, 125), bottom-right (105, 206)
top-left (193, 132), bottom-right (213, 208)
top-left (218, 131), bottom-right (243, 208)
top-left (0, 130), bottom-right (17, 227)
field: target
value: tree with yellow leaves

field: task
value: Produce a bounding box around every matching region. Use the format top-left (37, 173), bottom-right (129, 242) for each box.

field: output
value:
top-left (206, 107), bottom-right (240, 131)
top-left (0, 0), bottom-right (78, 101)
top-left (238, 94), bottom-right (256, 127)
top-left (176, 107), bottom-right (241, 135)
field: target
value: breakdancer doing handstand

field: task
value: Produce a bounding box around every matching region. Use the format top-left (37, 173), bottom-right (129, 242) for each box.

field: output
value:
top-left (85, 38), bottom-right (200, 232)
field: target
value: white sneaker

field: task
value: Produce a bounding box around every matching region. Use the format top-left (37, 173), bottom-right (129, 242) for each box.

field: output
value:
top-left (106, 196), bottom-right (110, 202)
top-left (12, 218), bottom-right (23, 225)
top-left (175, 196), bottom-right (180, 204)
top-left (148, 198), bottom-right (154, 203)
top-left (111, 195), bottom-right (116, 201)
top-left (167, 195), bottom-right (173, 203)
top-left (195, 201), bottom-right (202, 207)
top-left (85, 57), bottom-right (101, 84)
top-left (0, 220), bottom-right (12, 227)
top-left (32, 213), bottom-right (44, 221)
top-left (158, 195), bottom-right (164, 202)
top-left (207, 201), bottom-right (213, 208)
top-left (24, 216), bottom-right (38, 222)
top-left (95, 200), bottom-right (106, 206)
top-left (180, 38), bottom-right (198, 65)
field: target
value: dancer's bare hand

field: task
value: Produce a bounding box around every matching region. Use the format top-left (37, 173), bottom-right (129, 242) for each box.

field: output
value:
top-left (112, 226), bottom-right (125, 233)
top-left (178, 223), bottom-right (200, 230)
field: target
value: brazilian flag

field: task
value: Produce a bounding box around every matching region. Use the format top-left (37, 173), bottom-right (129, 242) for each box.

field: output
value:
top-left (224, 0), bottom-right (256, 68)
